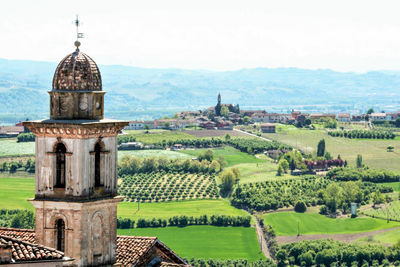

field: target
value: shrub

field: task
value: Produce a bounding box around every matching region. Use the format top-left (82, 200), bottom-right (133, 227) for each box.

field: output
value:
top-left (294, 201), bottom-right (307, 213)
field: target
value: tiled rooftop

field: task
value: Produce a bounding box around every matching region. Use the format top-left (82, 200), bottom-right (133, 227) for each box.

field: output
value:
top-left (0, 235), bottom-right (65, 262)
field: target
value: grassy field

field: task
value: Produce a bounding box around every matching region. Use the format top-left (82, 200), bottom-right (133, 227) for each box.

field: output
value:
top-left (381, 182), bottom-right (400, 192)
top-left (262, 124), bottom-right (400, 171)
top-left (263, 211), bottom-right (400, 236)
top-left (118, 149), bottom-right (191, 160)
top-left (358, 228), bottom-right (400, 245)
top-left (118, 199), bottom-right (248, 221)
top-left (180, 146), bottom-right (264, 167)
top-left (183, 129), bottom-right (248, 138)
top-left (118, 225), bottom-right (264, 261)
top-left (0, 177), bottom-right (34, 210)
top-left (0, 139), bottom-right (34, 157)
top-left (123, 130), bottom-right (197, 144)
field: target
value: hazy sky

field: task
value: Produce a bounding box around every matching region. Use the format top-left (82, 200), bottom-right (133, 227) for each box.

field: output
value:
top-left (1, 0), bottom-right (400, 72)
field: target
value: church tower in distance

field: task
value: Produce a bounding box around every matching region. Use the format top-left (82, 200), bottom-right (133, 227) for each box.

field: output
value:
top-left (23, 21), bottom-right (128, 266)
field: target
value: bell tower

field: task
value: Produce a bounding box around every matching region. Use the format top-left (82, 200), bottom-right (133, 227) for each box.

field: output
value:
top-left (23, 17), bottom-right (128, 267)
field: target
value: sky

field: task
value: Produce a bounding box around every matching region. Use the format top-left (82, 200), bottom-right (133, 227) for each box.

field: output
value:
top-left (1, 0), bottom-right (400, 72)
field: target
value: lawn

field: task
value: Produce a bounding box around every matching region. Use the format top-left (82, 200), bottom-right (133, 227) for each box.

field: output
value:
top-left (118, 225), bottom-right (264, 261)
top-left (0, 139), bottom-right (35, 157)
top-left (358, 228), bottom-right (400, 245)
top-left (262, 124), bottom-right (400, 171)
top-left (180, 146), bottom-right (264, 167)
top-left (234, 159), bottom-right (295, 183)
top-left (118, 149), bottom-right (191, 160)
top-left (0, 177), bottom-right (35, 210)
top-left (263, 211), bottom-right (400, 236)
top-left (118, 199), bottom-right (248, 221)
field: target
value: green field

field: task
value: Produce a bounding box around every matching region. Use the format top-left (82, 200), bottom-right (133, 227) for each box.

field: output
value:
top-left (262, 124), bottom-right (400, 171)
top-left (118, 149), bottom-right (191, 160)
top-left (0, 177), bottom-right (34, 210)
top-left (381, 182), bottom-right (400, 192)
top-left (358, 228), bottom-right (400, 245)
top-left (263, 211), bottom-right (400, 236)
top-left (180, 146), bottom-right (264, 167)
top-left (118, 199), bottom-right (248, 221)
top-left (0, 139), bottom-right (35, 157)
top-left (118, 225), bottom-right (264, 261)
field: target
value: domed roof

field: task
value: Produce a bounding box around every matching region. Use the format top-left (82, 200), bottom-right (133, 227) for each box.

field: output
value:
top-left (52, 49), bottom-right (102, 91)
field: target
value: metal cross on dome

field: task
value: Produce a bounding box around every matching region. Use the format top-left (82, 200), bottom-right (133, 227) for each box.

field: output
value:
top-left (74, 15), bottom-right (84, 40)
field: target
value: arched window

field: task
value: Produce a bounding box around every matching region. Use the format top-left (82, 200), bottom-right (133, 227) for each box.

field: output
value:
top-left (94, 142), bottom-right (102, 187)
top-left (55, 143), bottom-right (66, 188)
top-left (55, 219), bottom-right (65, 252)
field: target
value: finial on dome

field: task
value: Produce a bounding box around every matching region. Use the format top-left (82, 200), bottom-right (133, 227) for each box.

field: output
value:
top-left (74, 15), bottom-right (84, 51)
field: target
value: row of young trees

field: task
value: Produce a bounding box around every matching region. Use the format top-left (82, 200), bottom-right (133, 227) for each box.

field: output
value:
top-left (0, 159), bottom-right (35, 173)
top-left (276, 239), bottom-right (400, 267)
top-left (117, 214), bottom-right (251, 229)
top-left (328, 129), bottom-right (395, 139)
top-left (118, 155), bottom-right (222, 175)
top-left (326, 167), bottom-right (400, 183)
top-left (0, 209), bottom-right (35, 229)
top-left (226, 138), bottom-right (290, 155)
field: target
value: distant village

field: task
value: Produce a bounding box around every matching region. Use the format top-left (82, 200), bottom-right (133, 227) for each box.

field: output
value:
top-left (1, 94), bottom-right (399, 138)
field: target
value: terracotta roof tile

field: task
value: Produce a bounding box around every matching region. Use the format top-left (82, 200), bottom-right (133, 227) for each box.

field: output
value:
top-left (0, 235), bottom-right (64, 262)
top-left (0, 227), bottom-right (36, 243)
top-left (116, 235), bottom-right (157, 266)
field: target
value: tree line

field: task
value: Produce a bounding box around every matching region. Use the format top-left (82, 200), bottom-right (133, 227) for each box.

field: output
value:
top-left (328, 129), bottom-right (395, 139)
top-left (118, 154), bottom-right (223, 175)
top-left (0, 209), bottom-right (35, 229)
top-left (16, 132), bottom-right (35, 142)
top-left (117, 214), bottom-right (251, 229)
top-left (276, 239), bottom-right (400, 267)
top-left (326, 167), bottom-right (400, 183)
top-left (0, 159), bottom-right (35, 173)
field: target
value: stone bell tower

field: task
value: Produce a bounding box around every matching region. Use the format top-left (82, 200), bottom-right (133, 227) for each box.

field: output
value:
top-left (23, 18), bottom-right (128, 267)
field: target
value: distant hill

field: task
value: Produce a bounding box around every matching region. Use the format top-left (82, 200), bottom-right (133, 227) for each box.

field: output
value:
top-left (1, 57), bottom-right (400, 124)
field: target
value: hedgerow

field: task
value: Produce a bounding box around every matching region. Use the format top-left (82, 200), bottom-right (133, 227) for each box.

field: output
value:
top-left (328, 129), bottom-right (395, 139)
top-left (277, 239), bottom-right (400, 266)
top-left (326, 167), bottom-right (400, 183)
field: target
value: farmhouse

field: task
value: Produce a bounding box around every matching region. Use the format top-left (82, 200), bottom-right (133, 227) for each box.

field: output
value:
top-left (125, 120), bottom-right (155, 130)
top-left (369, 113), bottom-right (389, 121)
top-left (310, 113), bottom-right (336, 120)
top-left (0, 34), bottom-right (187, 267)
top-left (0, 126), bottom-right (25, 138)
top-left (337, 113), bottom-right (350, 122)
top-left (260, 123), bottom-right (276, 133)
top-left (351, 114), bottom-right (366, 121)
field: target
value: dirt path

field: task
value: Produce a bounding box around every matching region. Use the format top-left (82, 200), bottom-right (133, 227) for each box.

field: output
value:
top-left (254, 216), bottom-right (273, 260)
top-left (276, 226), bottom-right (400, 244)
top-left (233, 129), bottom-right (272, 142)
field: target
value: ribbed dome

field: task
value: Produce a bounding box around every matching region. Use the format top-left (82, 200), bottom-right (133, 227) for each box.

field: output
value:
top-left (52, 50), bottom-right (102, 91)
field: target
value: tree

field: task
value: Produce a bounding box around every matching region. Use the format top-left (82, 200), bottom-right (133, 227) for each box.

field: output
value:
top-left (144, 124), bottom-right (150, 133)
top-left (387, 145), bottom-right (394, 152)
top-left (367, 108), bottom-right (374, 115)
top-left (294, 201), bottom-right (307, 213)
top-left (224, 133), bottom-right (231, 141)
top-left (215, 93), bottom-right (222, 116)
top-left (372, 191), bottom-right (384, 206)
top-left (163, 122), bottom-right (170, 129)
top-left (220, 170), bottom-right (235, 196)
top-left (243, 116), bottom-right (250, 124)
top-left (221, 106), bottom-right (229, 118)
top-left (341, 182), bottom-right (362, 212)
top-left (278, 158), bottom-right (289, 173)
top-left (356, 154), bottom-right (363, 168)
top-left (324, 152), bottom-right (332, 160)
top-left (198, 149), bottom-right (214, 162)
top-left (276, 165), bottom-right (283, 176)
top-left (317, 139), bottom-right (326, 157)
top-left (324, 183), bottom-right (343, 212)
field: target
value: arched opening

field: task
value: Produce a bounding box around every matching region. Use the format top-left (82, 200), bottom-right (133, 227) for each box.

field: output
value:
top-left (55, 143), bottom-right (66, 188)
top-left (94, 142), bottom-right (102, 187)
top-left (55, 219), bottom-right (65, 252)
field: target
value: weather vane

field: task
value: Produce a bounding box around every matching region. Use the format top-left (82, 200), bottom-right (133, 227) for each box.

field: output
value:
top-left (74, 15), bottom-right (84, 50)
